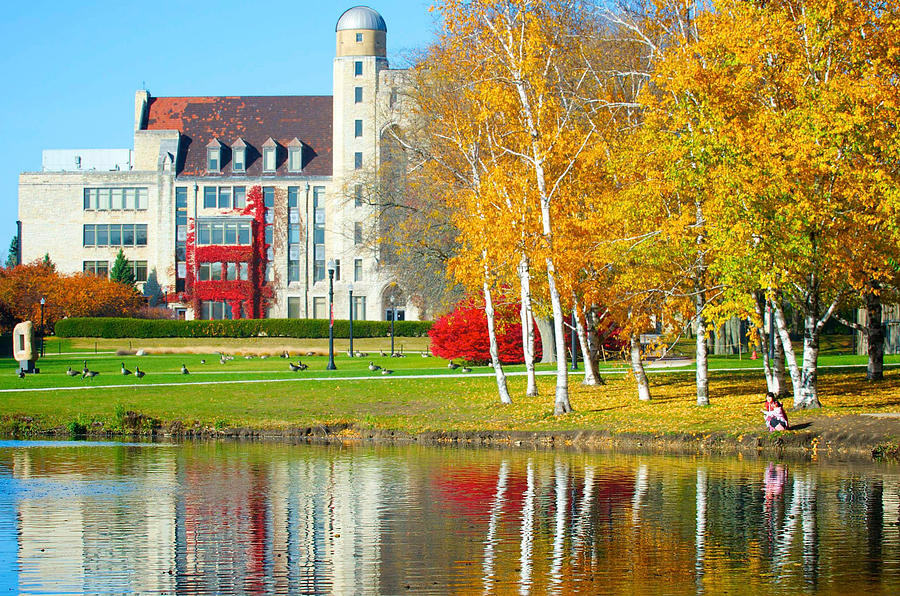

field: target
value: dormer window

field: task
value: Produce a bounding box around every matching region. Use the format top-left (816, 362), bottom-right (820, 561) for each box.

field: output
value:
top-left (262, 138), bottom-right (278, 172)
top-left (206, 139), bottom-right (222, 173)
top-left (288, 138), bottom-right (303, 172)
top-left (232, 138), bottom-right (247, 173)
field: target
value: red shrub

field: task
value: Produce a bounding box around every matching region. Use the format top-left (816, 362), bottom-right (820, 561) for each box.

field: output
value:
top-left (428, 298), bottom-right (542, 364)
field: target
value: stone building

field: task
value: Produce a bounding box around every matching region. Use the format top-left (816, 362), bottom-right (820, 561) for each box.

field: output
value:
top-left (17, 6), bottom-right (419, 322)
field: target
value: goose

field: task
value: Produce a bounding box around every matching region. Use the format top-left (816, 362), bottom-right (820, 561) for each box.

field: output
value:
top-left (448, 360), bottom-right (460, 370)
top-left (181, 364), bottom-right (189, 375)
top-left (220, 356), bottom-right (227, 365)
top-left (381, 368), bottom-right (394, 375)
top-left (289, 362), bottom-right (302, 372)
top-left (420, 351), bottom-right (431, 357)
top-left (82, 360), bottom-right (90, 375)
top-left (82, 370), bottom-right (99, 380)
top-left (135, 367), bottom-right (145, 378)
top-left (280, 351), bottom-right (290, 359)
top-left (245, 355), bottom-right (253, 360)
top-left (260, 354), bottom-right (269, 360)
top-left (17, 369), bottom-right (25, 379)
top-left (368, 361), bottom-right (381, 371)
top-left (296, 360), bottom-right (308, 371)
top-left (380, 351), bottom-right (387, 357)
top-left (200, 359), bottom-right (206, 364)
top-left (121, 362), bottom-right (132, 376)
top-left (66, 366), bottom-right (79, 377)
top-left (461, 366), bottom-right (472, 373)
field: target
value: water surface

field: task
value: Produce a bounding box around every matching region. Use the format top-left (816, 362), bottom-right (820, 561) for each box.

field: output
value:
top-left (0, 440), bottom-right (898, 594)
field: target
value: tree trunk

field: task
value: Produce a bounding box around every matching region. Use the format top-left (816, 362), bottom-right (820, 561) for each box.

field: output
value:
top-left (753, 291), bottom-right (776, 393)
top-left (518, 256), bottom-right (539, 396)
top-left (773, 317), bottom-right (786, 396)
top-left (630, 333), bottom-right (651, 401)
top-left (772, 299), bottom-right (802, 402)
top-left (546, 260), bottom-right (572, 414)
top-left (573, 294), bottom-right (601, 386)
top-left (695, 288), bottom-right (710, 406)
top-left (865, 287), bottom-right (885, 382)
top-left (483, 264), bottom-right (512, 405)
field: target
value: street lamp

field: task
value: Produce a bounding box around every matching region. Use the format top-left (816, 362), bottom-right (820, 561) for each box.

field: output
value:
top-left (326, 260), bottom-right (337, 370)
top-left (39, 297), bottom-right (45, 357)
top-left (389, 294), bottom-right (395, 357)
top-left (348, 284), bottom-right (354, 357)
top-left (570, 310), bottom-right (579, 371)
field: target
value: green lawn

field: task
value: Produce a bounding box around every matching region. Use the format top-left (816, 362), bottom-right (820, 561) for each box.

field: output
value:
top-left (1, 335), bottom-right (897, 438)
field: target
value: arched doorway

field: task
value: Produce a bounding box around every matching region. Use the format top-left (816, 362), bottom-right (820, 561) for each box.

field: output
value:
top-left (383, 285), bottom-right (406, 322)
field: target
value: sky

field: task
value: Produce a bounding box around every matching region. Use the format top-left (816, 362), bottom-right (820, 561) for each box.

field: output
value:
top-left (0, 0), bottom-right (439, 256)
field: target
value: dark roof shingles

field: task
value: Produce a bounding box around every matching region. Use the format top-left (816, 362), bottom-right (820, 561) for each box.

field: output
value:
top-left (144, 96), bottom-right (332, 177)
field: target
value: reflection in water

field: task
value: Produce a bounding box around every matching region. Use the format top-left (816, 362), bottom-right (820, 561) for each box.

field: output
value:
top-left (1, 441), bottom-right (899, 594)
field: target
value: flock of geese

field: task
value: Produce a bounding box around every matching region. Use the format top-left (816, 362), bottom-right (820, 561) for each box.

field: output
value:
top-left (18, 350), bottom-right (476, 380)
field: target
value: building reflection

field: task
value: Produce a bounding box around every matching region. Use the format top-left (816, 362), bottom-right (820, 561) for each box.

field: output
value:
top-left (2, 444), bottom-right (899, 593)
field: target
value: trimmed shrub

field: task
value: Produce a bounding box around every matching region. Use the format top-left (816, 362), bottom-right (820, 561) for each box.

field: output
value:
top-left (54, 317), bottom-right (432, 339)
top-left (428, 299), bottom-right (542, 364)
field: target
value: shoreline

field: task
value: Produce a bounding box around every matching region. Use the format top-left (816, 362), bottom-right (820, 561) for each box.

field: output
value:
top-left (5, 415), bottom-right (899, 462)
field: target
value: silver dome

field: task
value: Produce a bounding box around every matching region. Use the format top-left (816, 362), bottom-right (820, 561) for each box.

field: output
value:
top-left (336, 6), bottom-right (387, 32)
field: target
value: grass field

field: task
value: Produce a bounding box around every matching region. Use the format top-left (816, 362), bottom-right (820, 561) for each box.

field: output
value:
top-left (1, 335), bottom-right (898, 439)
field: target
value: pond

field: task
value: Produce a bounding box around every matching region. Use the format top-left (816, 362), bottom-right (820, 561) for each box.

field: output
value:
top-left (0, 440), bottom-right (898, 594)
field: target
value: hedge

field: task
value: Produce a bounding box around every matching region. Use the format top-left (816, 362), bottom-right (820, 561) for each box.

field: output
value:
top-left (54, 317), bottom-right (433, 339)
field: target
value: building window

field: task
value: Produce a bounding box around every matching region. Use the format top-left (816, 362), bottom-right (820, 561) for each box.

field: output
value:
top-left (354, 86), bottom-right (363, 103)
top-left (334, 259), bottom-right (341, 281)
top-left (207, 147), bottom-right (220, 172)
top-left (354, 152), bottom-right (363, 170)
top-left (84, 187), bottom-right (148, 211)
top-left (83, 224), bottom-right (147, 247)
top-left (196, 220), bottom-right (252, 246)
top-left (218, 187), bottom-right (231, 209)
top-left (234, 187), bottom-right (246, 209)
top-left (354, 222), bottom-right (363, 245)
top-left (263, 146), bottom-right (276, 172)
top-left (83, 261), bottom-right (109, 277)
top-left (354, 120), bottom-right (363, 138)
top-left (352, 295), bottom-right (367, 321)
top-left (354, 61), bottom-right (363, 76)
top-left (356, 32), bottom-right (363, 42)
top-left (203, 187), bottom-right (217, 208)
top-left (201, 301), bottom-right (232, 320)
top-left (354, 258), bottom-right (363, 282)
top-left (131, 260), bottom-right (148, 282)
top-left (288, 297), bottom-right (301, 319)
top-left (233, 147), bottom-right (246, 173)
top-left (354, 184), bottom-right (363, 207)
top-left (289, 146), bottom-right (302, 172)
top-left (312, 297), bottom-right (326, 319)
top-left (313, 186), bottom-right (326, 282)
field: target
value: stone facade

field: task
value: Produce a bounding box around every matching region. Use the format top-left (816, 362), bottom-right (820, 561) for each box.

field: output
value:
top-left (17, 6), bottom-right (420, 322)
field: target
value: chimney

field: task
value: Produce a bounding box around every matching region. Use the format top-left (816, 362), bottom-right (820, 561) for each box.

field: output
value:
top-left (134, 90), bottom-right (150, 132)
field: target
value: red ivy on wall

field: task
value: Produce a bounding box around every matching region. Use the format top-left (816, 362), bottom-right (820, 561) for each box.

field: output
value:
top-left (180, 185), bottom-right (273, 319)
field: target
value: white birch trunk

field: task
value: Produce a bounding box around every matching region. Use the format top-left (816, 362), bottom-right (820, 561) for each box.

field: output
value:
top-left (695, 289), bottom-right (710, 406)
top-left (630, 333), bottom-right (652, 401)
top-left (518, 256), bottom-right (538, 397)
top-left (773, 320), bottom-right (786, 396)
top-left (550, 459), bottom-right (568, 589)
top-left (483, 261), bottom-right (512, 405)
top-left (772, 300), bottom-right (802, 403)
top-left (573, 294), bottom-right (601, 386)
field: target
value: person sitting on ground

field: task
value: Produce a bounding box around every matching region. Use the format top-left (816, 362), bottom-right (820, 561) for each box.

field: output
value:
top-left (762, 392), bottom-right (790, 431)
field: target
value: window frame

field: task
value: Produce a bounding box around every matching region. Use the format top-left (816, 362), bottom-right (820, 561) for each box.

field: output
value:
top-left (207, 147), bottom-right (220, 173)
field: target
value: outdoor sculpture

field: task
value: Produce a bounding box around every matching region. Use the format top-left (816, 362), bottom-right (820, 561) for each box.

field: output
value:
top-left (13, 320), bottom-right (39, 374)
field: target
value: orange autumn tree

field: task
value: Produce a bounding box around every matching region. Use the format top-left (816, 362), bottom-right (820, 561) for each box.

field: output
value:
top-left (0, 260), bottom-right (143, 332)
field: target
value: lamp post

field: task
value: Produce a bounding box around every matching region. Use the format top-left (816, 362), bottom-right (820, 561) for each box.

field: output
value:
top-left (570, 310), bottom-right (578, 371)
top-left (389, 295), bottom-right (395, 357)
top-left (327, 260), bottom-right (337, 370)
top-left (348, 284), bottom-right (354, 357)
top-left (39, 297), bottom-right (45, 357)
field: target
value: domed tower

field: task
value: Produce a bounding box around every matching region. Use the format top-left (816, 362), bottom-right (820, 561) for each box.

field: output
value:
top-left (333, 6), bottom-right (388, 182)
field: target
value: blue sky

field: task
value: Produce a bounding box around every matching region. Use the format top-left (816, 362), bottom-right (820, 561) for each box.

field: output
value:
top-left (0, 1), bottom-right (438, 256)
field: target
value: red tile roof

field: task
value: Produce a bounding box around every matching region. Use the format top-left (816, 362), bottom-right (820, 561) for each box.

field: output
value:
top-left (144, 96), bottom-right (332, 177)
